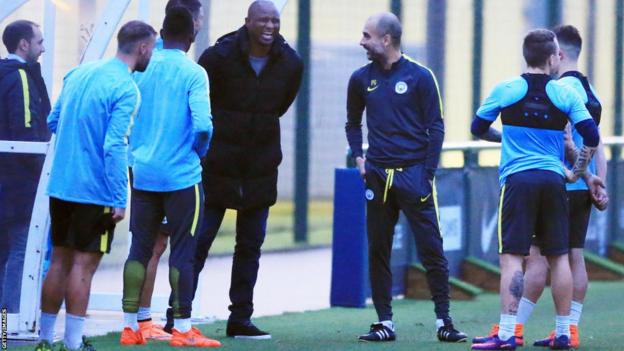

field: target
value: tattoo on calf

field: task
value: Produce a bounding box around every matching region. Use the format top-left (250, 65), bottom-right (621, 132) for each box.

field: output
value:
top-left (507, 271), bottom-right (524, 314)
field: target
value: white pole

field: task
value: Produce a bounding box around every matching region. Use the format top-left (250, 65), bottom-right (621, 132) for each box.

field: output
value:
top-left (80, 0), bottom-right (132, 63)
top-left (0, 0), bottom-right (30, 23)
top-left (17, 137), bottom-right (54, 336)
top-left (42, 0), bottom-right (56, 97)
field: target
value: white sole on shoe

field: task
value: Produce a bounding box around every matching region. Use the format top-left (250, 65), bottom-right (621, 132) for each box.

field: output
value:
top-left (232, 335), bottom-right (272, 340)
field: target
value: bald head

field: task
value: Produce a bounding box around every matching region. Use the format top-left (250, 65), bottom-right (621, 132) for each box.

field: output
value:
top-left (360, 12), bottom-right (402, 63)
top-left (248, 0), bottom-right (278, 18)
top-left (376, 12), bottom-right (402, 48)
top-left (245, 0), bottom-right (281, 50)
top-left (367, 12), bottom-right (402, 49)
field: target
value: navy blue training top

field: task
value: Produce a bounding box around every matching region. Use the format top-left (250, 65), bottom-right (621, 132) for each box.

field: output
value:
top-left (345, 55), bottom-right (444, 179)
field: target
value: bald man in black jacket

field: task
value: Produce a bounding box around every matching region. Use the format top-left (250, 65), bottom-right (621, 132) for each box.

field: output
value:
top-left (165, 0), bottom-right (303, 340)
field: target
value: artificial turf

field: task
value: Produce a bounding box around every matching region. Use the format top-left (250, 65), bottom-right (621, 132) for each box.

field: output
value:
top-left (13, 281), bottom-right (624, 350)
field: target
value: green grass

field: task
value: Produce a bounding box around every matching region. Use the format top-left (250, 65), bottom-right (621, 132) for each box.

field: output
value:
top-left (16, 281), bottom-right (624, 350)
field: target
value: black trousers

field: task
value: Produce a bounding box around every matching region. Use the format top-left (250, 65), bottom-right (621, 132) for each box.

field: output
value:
top-left (166, 205), bottom-right (269, 325)
top-left (123, 183), bottom-right (204, 319)
top-left (365, 162), bottom-right (450, 321)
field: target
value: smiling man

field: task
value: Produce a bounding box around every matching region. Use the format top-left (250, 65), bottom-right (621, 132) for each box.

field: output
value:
top-left (165, 0), bottom-right (303, 340)
top-left (345, 12), bottom-right (466, 344)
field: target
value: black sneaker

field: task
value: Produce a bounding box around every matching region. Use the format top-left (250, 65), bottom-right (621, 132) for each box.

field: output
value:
top-left (226, 321), bottom-right (271, 340)
top-left (358, 322), bottom-right (396, 342)
top-left (437, 319), bottom-right (467, 343)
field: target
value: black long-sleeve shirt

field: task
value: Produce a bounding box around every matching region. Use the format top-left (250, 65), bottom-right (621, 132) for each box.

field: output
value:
top-left (345, 55), bottom-right (444, 179)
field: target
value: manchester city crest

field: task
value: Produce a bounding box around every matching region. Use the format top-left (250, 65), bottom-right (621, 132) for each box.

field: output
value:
top-left (395, 81), bottom-right (408, 94)
top-left (365, 189), bottom-right (375, 200)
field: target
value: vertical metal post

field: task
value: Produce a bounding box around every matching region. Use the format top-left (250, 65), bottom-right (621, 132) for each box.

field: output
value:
top-left (391, 0), bottom-right (402, 21)
top-left (465, 0), bottom-right (483, 255)
top-left (426, 0), bottom-right (446, 96)
top-left (471, 0), bottom-right (483, 131)
top-left (546, 0), bottom-right (562, 28)
top-left (294, 0), bottom-right (311, 243)
top-left (194, 0), bottom-right (211, 61)
top-left (610, 0), bottom-right (624, 242)
top-left (42, 0), bottom-right (56, 97)
top-left (586, 0), bottom-right (597, 79)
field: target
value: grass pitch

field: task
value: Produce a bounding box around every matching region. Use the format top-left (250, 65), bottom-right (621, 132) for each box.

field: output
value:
top-left (14, 281), bottom-right (624, 350)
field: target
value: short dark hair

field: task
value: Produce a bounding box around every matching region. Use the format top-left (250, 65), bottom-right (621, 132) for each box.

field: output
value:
top-left (117, 20), bottom-right (156, 54)
top-left (165, 0), bottom-right (202, 19)
top-left (523, 29), bottom-right (557, 68)
top-left (377, 14), bottom-right (402, 48)
top-left (553, 25), bottom-right (582, 60)
top-left (161, 6), bottom-right (195, 42)
top-left (2, 20), bottom-right (38, 53)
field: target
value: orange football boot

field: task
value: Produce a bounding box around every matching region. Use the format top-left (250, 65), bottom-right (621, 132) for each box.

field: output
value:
top-left (139, 320), bottom-right (172, 341)
top-left (170, 327), bottom-right (221, 348)
top-left (120, 327), bottom-right (147, 346)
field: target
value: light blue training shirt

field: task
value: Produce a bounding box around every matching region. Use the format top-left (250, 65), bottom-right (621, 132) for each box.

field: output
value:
top-left (476, 75), bottom-right (592, 186)
top-left (130, 48), bottom-right (212, 192)
top-left (47, 57), bottom-right (140, 208)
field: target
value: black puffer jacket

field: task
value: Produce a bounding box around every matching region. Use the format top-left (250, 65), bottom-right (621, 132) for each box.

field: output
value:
top-left (198, 26), bottom-right (303, 210)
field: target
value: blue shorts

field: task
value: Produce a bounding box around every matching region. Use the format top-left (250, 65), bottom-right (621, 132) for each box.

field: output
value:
top-left (498, 169), bottom-right (569, 256)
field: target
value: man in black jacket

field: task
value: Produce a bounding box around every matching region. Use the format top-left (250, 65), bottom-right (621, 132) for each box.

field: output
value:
top-left (174, 0), bottom-right (302, 339)
top-left (0, 20), bottom-right (50, 313)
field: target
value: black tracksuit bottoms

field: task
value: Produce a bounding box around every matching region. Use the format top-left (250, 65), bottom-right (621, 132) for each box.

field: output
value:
top-left (364, 161), bottom-right (450, 322)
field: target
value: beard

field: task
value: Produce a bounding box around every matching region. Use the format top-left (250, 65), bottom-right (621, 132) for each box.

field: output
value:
top-left (365, 47), bottom-right (383, 62)
top-left (26, 50), bottom-right (41, 63)
top-left (135, 58), bottom-right (150, 72)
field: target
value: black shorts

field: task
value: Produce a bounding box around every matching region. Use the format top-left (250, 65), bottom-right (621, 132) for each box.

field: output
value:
top-left (498, 170), bottom-right (569, 256)
top-left (129, 167), bottom-right (171, 236)
top-left (568, 190), bottom-right (591, 248)
top-left (49, 197), bottom-right (116, 253)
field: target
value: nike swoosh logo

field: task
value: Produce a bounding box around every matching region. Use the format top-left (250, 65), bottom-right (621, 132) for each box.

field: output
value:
top-left (420, 194), bottom-right (431, 202)
top-left (367, 85), bottom-right (379, 92)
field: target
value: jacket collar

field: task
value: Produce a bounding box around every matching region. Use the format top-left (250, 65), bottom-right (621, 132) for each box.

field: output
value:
top-left (7, 53), bottom-right (27, 63)
top-left (234, 26), bottom-right (285, 59)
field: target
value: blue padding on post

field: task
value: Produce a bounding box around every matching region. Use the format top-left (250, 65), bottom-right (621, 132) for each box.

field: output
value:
top-left (330, 168), bottom-right (367, 308)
